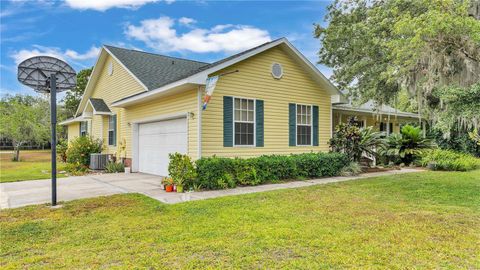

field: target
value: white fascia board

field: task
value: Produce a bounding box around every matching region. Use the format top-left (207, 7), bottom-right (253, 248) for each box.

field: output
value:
top-left (111, 38), bottom-right (343, 106)
top-left (332, 106), bottom-right (420, 118)
top-left (331, 94), bottom-right (348, 104)
top-left (103, 46), bottom-right (149, 91)
top-left (111, 79), bottom-right (203, 107)
top-left (75, 48), bottom-right (105, 117)
top-left (59, 116), bottom-right (84, 126)
top-left (281, 39), bottom-right (342, 97)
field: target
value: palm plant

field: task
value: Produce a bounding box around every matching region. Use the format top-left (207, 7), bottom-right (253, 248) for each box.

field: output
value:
top-left (382, 125), bottom-right (436, 165)
top-left (357, 127), bottom-right (387, 162)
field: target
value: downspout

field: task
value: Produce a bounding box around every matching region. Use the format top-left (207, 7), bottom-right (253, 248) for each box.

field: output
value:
top-left (197, 86), bottom-right (203, 159)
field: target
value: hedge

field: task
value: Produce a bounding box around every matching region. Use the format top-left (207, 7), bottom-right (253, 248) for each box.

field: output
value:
top-left (420, 149), bottom-right (480, 171)
top-left (195, 152), bottom-right (349, 190)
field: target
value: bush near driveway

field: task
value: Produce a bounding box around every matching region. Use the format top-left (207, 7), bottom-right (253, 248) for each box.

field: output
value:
top-left (420, 149), bottom-right (480, 171)
top-left (65, 136), bottom-right (103, 168)
top-left (195, 152), bottom-right (349, 190)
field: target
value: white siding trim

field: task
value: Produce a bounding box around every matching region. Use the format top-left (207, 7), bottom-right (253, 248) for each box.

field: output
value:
top-left (197, 86), bottom-right (203, 159)
top-left (103, 46), bottom-right (149, 91)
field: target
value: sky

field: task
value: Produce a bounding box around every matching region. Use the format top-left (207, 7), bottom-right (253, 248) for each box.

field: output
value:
top-left (0, 0), bottom-right (333, 97)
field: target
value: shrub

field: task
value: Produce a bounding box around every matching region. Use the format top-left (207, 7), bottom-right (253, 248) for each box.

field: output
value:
top-left (420, 149), bottom-right (480, 171)
top-left (196, 156), bottom-right (236, 190)
top-left (65, 162), bottom-right (88, 176)
top-left (105, 161), bottom-right (125, 173)
top-left (382, 125), bottom-right (436, 165)
top-left (57, 139), bottom-right (68, 163)
top-left (194, 152), bottom-right (349, 190)
top-left (66, 136), bottom-right (103, 166)
top-left (330, 117), bottom-right (385, 162)
top-left (168, 153), bottom-right (197, 188)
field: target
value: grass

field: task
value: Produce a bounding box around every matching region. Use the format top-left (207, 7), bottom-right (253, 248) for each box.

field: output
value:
top-left (1, 170), bottom-right (479, 269)
top-left (0, 150), bottom-right (67, 183)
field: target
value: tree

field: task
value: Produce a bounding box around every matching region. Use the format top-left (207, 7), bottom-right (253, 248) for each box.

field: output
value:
top-left (0, 95), bottom-right (50, 161)
top-left (315, 0), bottom-right (480, 107)
top-left (431, 83), bottom-right (480, 135)
top-left (62, 67), bottom-right (92, 118)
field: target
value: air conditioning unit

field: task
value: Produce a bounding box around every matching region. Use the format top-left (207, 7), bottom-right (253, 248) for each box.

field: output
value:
top-left (89, 153), bottom-right (110, 170)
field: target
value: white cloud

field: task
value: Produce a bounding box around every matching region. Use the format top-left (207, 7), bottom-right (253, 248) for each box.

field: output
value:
top-left (178, 17), bottom-right (196, 26)
top-left (64, 0), bottom-right (166, 11)
top-left (125, 16), bottom-right (271, 53)
top-left (65, 46), bottom-right (100, 60)
top-left (10, 45), bottom-right (100, 67)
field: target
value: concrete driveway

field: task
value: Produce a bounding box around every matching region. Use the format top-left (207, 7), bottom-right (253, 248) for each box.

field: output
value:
top-left (0, 173), bottom-right (164, 209)
top-left (1, 168), bottom-right (423, 209)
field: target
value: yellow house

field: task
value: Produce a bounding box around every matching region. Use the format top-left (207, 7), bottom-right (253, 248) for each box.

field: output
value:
top-left (61, 38), bottom-right (417, 176)
top-left (332, 100), bottom-right (422, 134)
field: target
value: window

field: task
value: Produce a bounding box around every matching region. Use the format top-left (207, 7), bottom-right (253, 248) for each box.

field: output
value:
top-left (380, 122), bottom-right (393, 135)
top-left (108, 115), bottom-right (116, 146)
top-left (234, 98), bottom-right (255, 146)
top-left (80, 121), bottom-right (87, 136)
top-left (296, 104), bottom-right (312, 145)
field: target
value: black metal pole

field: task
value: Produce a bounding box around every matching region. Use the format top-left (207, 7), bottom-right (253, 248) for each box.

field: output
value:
top-left (50, 74), bottom-right (57, 206)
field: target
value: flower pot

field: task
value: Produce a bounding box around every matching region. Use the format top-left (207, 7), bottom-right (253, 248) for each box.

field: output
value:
top-left (124, 167), bottom-right (131, 174)
top-left (165, 185), bottom-right (173, 192)
top-left (173, 184), bottom-right (177, 192)
top-left (176, 185), bottom-right (183, 193)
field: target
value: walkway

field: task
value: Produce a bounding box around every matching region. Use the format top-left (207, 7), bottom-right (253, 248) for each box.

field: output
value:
top-left (0, 168), bottom-right (423, 209)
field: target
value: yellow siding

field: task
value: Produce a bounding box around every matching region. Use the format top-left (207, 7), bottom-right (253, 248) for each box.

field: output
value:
top-left (67, 123), bottom-right (79, 142)
top-left (91, 115), bottom-right (103, 142)
top-left (72, 53), bottom-right (145, 157)
top-left (201, 46), bottom-right (332, 158)
top-left (124, 89), bottom-right (199, 159)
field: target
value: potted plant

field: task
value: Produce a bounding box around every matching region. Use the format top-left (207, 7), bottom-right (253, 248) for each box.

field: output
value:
top-left (163, 177), bottom-right (174, 192)
top-left (175, 177), bottom-right (185, 193)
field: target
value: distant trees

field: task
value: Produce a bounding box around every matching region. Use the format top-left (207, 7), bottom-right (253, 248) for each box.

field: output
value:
top-left (63, 67), bottom-right (92, 118)
top-left (315, 0), bottom-right (479, 107)
top-left (0, 95), bottom-right (50, 161)
top-left (315, 0), bottom-right (480, 143)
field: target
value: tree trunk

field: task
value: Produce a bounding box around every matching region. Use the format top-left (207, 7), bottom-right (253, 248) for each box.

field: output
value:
top-left (13, 144), bottom-right (20, 162)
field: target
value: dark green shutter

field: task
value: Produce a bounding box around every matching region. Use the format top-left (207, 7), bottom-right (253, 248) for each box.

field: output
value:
top-left (289, 103), bottom-right (296, 146)
top-left (313, 105), bottom-right (319, 146)
top-left (113, 115), bottom-right (117, 146)
top-left (223, 96), bottom-right (233, 147)
top-left (256, 99), bottom-right (264, 147)
top-left (79, 122), bottom-right (82, 136)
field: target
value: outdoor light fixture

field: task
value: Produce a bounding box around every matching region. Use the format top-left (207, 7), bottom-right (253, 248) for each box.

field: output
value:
top-left (17, 56), bottom-right (77, 206)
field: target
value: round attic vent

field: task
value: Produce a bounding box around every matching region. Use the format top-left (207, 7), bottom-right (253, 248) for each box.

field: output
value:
top-left (271, 63), bottom-right (283, 79)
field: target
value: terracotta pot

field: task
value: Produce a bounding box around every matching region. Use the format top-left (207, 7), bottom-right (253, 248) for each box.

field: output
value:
top-left (165, 185), bottom-right (173, 192)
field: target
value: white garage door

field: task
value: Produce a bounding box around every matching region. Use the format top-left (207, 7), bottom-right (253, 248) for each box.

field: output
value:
top-left (138, 118), bottom-right (187, 176)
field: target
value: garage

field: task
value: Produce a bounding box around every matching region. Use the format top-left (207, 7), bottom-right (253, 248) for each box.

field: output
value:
top-left (138, 117), bottom-right (187, 176)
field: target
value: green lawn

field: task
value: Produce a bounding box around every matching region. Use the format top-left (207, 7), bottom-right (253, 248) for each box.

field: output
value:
top-left (1, 170), bottom-right (479, 269)
top-left (0, 150), bottom-right (67, 183)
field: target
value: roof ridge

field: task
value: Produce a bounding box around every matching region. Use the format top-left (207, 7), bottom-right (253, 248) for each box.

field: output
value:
top-left (103, 44), bottom-right (210, 65)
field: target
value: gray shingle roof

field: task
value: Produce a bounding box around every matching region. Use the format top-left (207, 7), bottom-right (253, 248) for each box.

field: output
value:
top-left (106, 38), bottom-right (282, 103)
top-left (104, 45), bottom-right (209, 90)
top-left (89, 98), bottom-right (111, 113)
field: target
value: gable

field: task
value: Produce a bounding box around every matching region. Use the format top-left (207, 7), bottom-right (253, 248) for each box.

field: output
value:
top-left (76, 51), bottom-right (146, 115)
top-left (212, 45), bottom-right (332, 98)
